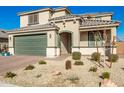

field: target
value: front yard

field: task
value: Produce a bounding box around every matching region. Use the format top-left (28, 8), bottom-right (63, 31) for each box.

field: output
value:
top-left (0, 55), bottom-right (124, 87)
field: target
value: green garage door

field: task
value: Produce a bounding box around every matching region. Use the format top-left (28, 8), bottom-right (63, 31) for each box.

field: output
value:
top-left (15, 34), bottom-right (47, 56)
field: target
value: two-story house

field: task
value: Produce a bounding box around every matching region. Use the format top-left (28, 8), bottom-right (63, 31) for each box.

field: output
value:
top-left (8, 7), bottom-right (120, 57)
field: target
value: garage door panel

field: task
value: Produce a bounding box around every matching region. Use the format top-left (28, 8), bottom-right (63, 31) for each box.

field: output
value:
top-left (15, 34), bottom-right (47, 56)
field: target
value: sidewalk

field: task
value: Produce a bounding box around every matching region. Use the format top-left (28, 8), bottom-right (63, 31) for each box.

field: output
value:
top-left (0, 81), bottom-right (17, 87)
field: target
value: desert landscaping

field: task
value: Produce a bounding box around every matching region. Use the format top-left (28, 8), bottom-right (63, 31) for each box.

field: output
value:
top-left (0, 52), bottom-right (124, 87)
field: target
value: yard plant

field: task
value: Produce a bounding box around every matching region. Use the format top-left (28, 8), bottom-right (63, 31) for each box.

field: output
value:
top-left (72, 52), bottom-right (81, 60)
top-left (102, 72), bottom-right (110, 79)
top-left (74, 60), bottom-right (83, 65)
top-left (108, 54), bottom-right (119, 62)
top-left (38, 60), bottom-right (47, 65)
top-left (89, 66), bottom-right (97, 72)
top-left (67, 75), bottom-right (79, 83)
top-left (5, 72), bottom-right (17, 78)
top-left (65, 60), bottom-right (72, 70)
top-left (25, 65), bottom-right (35, 70)
top-left (91, 52), bottom-right (101, 61)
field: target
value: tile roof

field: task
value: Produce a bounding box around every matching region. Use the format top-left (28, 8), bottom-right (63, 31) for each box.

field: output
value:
top-left (0, 30), bottom-right (8, 38)
top-left (49, 12), bottom-right (113, 21)
top-left (80, 19), bottom-right (120, 27)
top-left (11, 23), bottom-right (59, 32)
top-left (49, 14), bottom-right (81, 21)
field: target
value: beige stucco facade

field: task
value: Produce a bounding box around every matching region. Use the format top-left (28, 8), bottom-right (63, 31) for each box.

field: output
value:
top-left (8, 7), bottom-right (120, 57)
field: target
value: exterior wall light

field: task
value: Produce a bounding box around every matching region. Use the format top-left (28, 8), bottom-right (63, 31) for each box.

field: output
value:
top-left (9, 37), bottom-right (11, 41)
top-left (49, 34), bottom-right (52, 39)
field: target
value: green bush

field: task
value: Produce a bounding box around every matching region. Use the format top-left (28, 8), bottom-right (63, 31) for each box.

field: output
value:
top-left (108, 54), bottom-right (119, 62)
top-left (74, 60), bottom-right (83, 65)
top-left (65, 60), bottom-right (72, 70)
top-left (5, 72), bottom-right (17, 78)
top-left (89, 67), bottom-right (97, 72)
top-left (102, 72), bottom-right (110, 79)
top-left (91, 52), bottom-right (101, 61)
top-left (72, 52), bottom-right (81, 60)
top-left (38, 60), bottom-right (47, 65)
top-left (25, 65), bottom-right (35, 70)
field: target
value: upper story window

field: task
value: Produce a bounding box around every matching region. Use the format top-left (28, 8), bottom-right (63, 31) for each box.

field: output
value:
top-left (28, 13), bottom-right (39, 25)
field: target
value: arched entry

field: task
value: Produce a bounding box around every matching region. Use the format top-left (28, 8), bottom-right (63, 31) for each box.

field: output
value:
top-left (59, 31), bottom-right (72, 54)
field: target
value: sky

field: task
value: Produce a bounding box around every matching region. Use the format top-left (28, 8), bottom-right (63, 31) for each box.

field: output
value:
top-left (0, 6), bottom-right (123, 41)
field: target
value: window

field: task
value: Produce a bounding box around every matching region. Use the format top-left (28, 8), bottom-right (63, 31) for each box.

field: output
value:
top-left (88, 32), bottom-right (95, 47)
top-left (28, 13), bottom-right (39, 25)
top-left (88, 31), bottom-right (103, 47)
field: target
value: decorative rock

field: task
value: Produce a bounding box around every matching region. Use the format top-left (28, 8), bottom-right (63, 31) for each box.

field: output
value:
top-left (100, 79), bottom-right (117, 87)
top-left (52, 71), bottom-right (62, 76)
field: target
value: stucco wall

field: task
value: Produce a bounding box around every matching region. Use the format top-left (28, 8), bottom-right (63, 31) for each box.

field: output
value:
top-left (55, 20), bottom-right (80, 47)
top-left (20, 11), bottom-right (51, 27)
top-left (101, 16), bottom-right (112, 20)
top-left (52, 11), bottom-right (68, 18)
top-left (39, 11), bottom-right (51, 25)
top-left (8, 35), bottom-right (14, 48)
top-left (83, 15), bottom-right (112, 20)
top-left (20, 15), bottom-right (28, 27)
top-left (47, 31), bottom-right (57, 47)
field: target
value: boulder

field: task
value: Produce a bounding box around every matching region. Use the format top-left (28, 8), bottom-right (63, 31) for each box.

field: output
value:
top-left (100, 79), bottom-right (117, 87)
top-left (52, 71), bottom-right (62, 76)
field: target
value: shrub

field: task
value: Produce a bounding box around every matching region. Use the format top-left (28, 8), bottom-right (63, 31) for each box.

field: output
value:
top-left (89, 67), bottom-right (97, 72)
top-left (67, 75), bottom-right (79, 83)
top-left (74, 60), bottom-right (83, 65)
top-left (35, 74), bottom-right (42, 78)
top-left (102, 72), bottom-right (110, 79)
top-left (5, 72), bottom-right (17, 78)
top-left (25, 65), bottom-right (35, 70)
top-left (72, 52), bottom-right (81, 60)
top-left (108, 54), bottom-right (119, 62)
top-left (91, 52), bottom-right (101, 61)
top-left (65, 60), bottom-right (71, 70)
top-left (38, 60), bottom-right (47, 65)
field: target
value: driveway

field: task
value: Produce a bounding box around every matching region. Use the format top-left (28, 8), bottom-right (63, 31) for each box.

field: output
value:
top-left (0, 56), bottom-right (42, 75)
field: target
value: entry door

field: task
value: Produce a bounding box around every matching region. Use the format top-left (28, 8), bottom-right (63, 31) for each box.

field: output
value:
top-left (14, 34), bottom-right (47, 56)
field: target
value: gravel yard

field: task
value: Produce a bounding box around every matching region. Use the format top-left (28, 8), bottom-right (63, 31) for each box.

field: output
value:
top-left (0, 56), bottom-right (124, 87)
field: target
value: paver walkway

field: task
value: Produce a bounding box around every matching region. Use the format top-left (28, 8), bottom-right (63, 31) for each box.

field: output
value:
top-left (0, 56), bottom-right (42, 75)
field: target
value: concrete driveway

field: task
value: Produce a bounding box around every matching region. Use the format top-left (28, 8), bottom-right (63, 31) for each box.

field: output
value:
top-left (0, 56), bottom-right (42, 75)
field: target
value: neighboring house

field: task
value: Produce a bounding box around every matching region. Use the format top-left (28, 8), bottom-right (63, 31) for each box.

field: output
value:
top-left (117, 41), bottom-right (124, 55)
top-left (0, 30), bottom-right (8, 52)
top-left (8, 7), bottom-right (120, 57)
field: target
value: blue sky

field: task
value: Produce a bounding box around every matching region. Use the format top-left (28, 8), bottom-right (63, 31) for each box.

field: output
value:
top-left (0, 6), bottom-right (123, 40)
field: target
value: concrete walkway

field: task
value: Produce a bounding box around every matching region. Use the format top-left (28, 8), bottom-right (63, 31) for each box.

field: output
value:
top-left (0, 81), bottom-right (17, 87)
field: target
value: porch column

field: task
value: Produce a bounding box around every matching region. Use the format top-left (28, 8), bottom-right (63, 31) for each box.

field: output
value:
top-left (111, 27), bottom-right (117, 54)
top-left (72, 31), bottom-right (80, 52)
top-left (46, 30), bottom-right (60, 57)
top-left (9, 35), bottom-right (14, 55)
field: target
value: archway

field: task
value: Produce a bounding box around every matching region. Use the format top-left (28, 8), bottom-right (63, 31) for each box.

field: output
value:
top-left (59, 32), bottom-right (72, 54)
